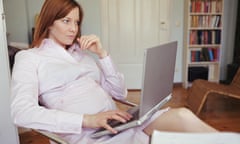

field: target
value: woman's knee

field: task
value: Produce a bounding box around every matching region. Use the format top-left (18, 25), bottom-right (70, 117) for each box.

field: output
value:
top-left (173, 107), bottom-right (195, 120)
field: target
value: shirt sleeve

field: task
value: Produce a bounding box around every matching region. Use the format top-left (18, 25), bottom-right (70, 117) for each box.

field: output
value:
top-left (11, 50), bottom-right (83, 134)
top-left (98, 56), bottom-right (128, 100)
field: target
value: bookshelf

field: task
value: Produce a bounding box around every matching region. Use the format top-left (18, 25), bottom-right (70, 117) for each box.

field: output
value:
top-left (183, 0), bottom-right (224, 88)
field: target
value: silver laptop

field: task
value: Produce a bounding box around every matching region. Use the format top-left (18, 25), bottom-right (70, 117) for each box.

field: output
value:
top-left (91, 41), bottom-right (177, 138)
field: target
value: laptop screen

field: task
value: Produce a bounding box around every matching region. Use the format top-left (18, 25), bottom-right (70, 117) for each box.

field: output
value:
top-left (139, 41), bottom-right (177, 117)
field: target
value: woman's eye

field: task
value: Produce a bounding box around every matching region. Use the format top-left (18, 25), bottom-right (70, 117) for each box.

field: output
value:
top-left (62, 19), bottom-right (70, 23)
top-left (75, 21), bottom-right (80, 25)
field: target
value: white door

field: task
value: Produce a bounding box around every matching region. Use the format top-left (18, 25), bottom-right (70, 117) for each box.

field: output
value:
top-left (0, 0), bottom-right (20, 143)
top-left (101, 0), bottom-right (171, 89)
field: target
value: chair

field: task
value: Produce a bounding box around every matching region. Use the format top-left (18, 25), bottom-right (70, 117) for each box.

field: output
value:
top-left (29, 99), bottom-right (138, 144)
top-left (187, 68), bottom-right (240, 115)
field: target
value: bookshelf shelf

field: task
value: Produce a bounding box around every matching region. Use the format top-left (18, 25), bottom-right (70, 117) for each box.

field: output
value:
top-left (190, 13), bottom-right (222, 15)
top-left (188, 61), bottom-right (219, 65)
top-left (189, 44), bottom-right (220, 48)
top-left (189, 27), bottom-right (222, 30)
top-left (183, 0), bottom-right (224, 88)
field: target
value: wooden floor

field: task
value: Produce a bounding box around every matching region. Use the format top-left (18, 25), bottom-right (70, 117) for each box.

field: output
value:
top-left (19, 85), bottom-right (240, 144)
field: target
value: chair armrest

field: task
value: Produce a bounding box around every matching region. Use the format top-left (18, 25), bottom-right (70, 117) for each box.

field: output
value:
top-left (112, 97), bottom-right (138, 107)
top-left (33, 129), bottom-right (69, 144)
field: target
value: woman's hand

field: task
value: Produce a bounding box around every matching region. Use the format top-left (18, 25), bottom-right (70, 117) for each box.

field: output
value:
top-left (77, 35), bottom-right (108, 58)
top-left (83, 110), bottom-right (132, 134)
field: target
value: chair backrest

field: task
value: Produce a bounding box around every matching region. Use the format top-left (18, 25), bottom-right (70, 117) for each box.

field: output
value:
top-left (231, 68), bottom-right (240, 88)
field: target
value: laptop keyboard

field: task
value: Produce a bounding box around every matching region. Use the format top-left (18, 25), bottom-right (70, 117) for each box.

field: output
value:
top-left (127, 106), bottom-right (140, 117)
top-left (109, 106), bottom-right (139, 127)
top-left (95, 106), bottom-right (140, 133)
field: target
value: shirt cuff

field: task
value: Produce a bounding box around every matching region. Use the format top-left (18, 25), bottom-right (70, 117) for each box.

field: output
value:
top-left (56, 111), bottom-right (83, 134)
top-left (98, 56), bottom-right (117, 76)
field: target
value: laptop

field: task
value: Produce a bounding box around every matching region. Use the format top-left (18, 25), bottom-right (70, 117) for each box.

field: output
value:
top-left (91, 41), bottom-right (178, 138)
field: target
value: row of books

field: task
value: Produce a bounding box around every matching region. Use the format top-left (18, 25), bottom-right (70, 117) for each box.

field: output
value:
top-left (190, 48), bottom-right (220, 62)
top-left (189, 30), bottom-right (221, 45)
top-left (190, 0), bottom-right (222, 13)
top-left (190, 15), bottom-right (221, 28)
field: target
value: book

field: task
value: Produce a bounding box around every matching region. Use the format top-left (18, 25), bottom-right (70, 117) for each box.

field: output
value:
top-left (208, 48), bottom-right (214, 61)
top-left (151, 130), bottom-right (240, 144)
top-left (202, 48), bottom-right (210, 61)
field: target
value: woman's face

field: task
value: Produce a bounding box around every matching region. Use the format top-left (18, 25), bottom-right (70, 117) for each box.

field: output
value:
top-left (48, 7), bottom-right (80, 48)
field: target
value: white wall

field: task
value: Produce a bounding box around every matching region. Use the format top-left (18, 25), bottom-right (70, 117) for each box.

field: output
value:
top-left (3, 0), bottom-right (29, 43)
top-left (220, 0), bottom-right (238, 80)
top-left (78, 0), bottom-right (101, 36)
top-left (0, 0), bottom-right (20, 143)
top-left (169, 0), bottom-right (184, 82)
top-left (25, 0), bottom-right (44, 42)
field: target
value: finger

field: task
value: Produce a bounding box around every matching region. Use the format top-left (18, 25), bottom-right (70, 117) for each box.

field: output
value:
top-left (114, 110), bottom-right (133, 120)
top-left (85, 35), bottom-right (99, 43)
top-left (80, 35), bottom-right (97, 43)
top-left (109, 111), bottom-right (132, 123)
top-left (79, 37), bottom-right (90, 49)
top-left (84, 36), bottom-right (99, 49)
top-left (85, 34), bottom-right (98, 41)
top-left (76, 37), bottom-right (81, 43)
top-left (103, 123), bottom-right (118, 134)
top-left (85, 40), bottom-right (96, 49)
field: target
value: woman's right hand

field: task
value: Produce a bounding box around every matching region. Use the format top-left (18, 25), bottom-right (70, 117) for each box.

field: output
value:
top-left (77, 35), bottom-right (108, 59)
top-left (83, 110), bottom-right (132, 134)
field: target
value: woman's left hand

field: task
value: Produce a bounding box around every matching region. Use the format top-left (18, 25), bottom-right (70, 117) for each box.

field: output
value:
top-left (77, 35), bottom-right (108, 58)
top-left (82, 110), bottom-right (133, 134)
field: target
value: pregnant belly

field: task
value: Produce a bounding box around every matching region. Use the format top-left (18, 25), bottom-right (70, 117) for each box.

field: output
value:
top-left (41, 77), bottom-right (117, 114)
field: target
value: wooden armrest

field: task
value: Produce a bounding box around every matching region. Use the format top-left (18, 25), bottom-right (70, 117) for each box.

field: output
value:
top-left (33, 129), bottom-right (69, 144)
top-left (112, 97), bottom-right (138, 107)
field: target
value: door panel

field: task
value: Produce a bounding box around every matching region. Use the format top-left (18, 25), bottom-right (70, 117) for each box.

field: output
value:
top-left (101, 0), bottom-right (170, 89)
